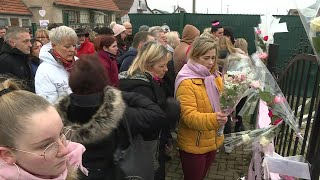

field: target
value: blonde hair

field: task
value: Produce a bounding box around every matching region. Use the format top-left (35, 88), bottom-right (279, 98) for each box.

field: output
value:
top-left (49, 26), bottom-right (77, 45)
top-left (35, 28), bottom-right (49, 38)
top-left (218, 36), bottom-right (237, 54)
top-left (234, 38), bottom-right (248, 54)
top-left (127, 41), bottom-right (171, 76)
top-left (166, 31), bottom-right (180, 49)
top-left (189, 37), bottom-right (219, 70)
top-left (0, 78), bottom-right (51, 147)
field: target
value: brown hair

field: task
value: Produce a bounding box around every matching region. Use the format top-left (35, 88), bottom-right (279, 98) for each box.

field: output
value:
top-left (0, 77), bottom-right (51, 147)
top-left (69, 55), bottom-right (109, 95)
top-left (97, 35), bottom-right (116, 51)
top-left (218, 36), bottom-right (237, 54)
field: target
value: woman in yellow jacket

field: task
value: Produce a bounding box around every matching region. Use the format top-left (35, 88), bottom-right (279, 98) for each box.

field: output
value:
top-left (174, 37), bottom-right (228, 180)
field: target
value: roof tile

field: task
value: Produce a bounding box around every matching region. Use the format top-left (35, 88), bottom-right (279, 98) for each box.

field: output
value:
top-left (55, 0), bottom-right (119, 11)
top-left (0, 0), bottom-right (32, 15)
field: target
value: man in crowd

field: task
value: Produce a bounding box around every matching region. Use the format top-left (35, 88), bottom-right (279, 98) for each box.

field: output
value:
top-left (123, 21), bottom-right (133, 48)
top-left (0, 26), bottom-right (6, 52)
top-left (0, 27), bottom-right (34, 91)
top-left (119, 31), bottom-right (155, 72)
top-left (75, 28), bottom-right (95, 57)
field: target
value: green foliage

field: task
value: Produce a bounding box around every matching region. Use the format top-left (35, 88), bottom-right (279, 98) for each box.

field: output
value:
top-left (312, 36), bottom-right (320, 54)
top-left (258, 90), bottom-right (274, 103)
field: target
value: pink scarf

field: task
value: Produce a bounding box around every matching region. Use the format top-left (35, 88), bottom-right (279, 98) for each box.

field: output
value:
top-left (0, 142), bottom-right (88, 180)
top-left (175, 60), bottom-right (221, 112)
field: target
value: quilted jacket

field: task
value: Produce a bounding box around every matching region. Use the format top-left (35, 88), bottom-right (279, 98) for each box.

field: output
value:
top-left (175, 77), bottom-right (224, 154)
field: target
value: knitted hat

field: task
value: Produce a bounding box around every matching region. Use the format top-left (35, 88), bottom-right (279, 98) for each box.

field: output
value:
top-left (112, 24), bottom-right (126, 37)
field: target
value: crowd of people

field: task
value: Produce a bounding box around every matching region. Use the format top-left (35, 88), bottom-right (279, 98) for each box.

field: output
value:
top-left (0, 20), bottom-right (250, 180)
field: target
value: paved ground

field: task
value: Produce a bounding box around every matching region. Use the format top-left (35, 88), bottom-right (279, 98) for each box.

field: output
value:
top-left (165, 145), bottom-right (251, 180)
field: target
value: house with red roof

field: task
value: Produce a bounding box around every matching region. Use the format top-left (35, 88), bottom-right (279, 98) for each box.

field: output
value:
top-left (0, 0), bottom-right (32, 27)
top-left (21, 0), bottom-right (119, 27)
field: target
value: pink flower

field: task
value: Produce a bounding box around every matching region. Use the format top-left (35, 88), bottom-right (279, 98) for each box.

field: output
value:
top-left (263, 36), bottom-right (269, 41)
top-left (273, 96), bottom-right (286, 104)
top-left (241, 74), bottom-right (246, 81)
top-left (250, 81), bottom-right (260, 89)
top-left (256, 29), bottom-right (261, 35)
top-left (258, 52), bottom-right (268, 59)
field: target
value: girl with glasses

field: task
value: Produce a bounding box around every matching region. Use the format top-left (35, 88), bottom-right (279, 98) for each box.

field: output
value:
top-left (0, 77), bottom-right (88, 180)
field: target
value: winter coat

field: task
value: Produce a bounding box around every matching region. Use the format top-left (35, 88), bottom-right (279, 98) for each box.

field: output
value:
top-left (76, 39), bottom-right (95, 57)
top-left (173, 25), bottom-right (200, 74)
top-left (98, 50), bottom-right (119, 87)
top-left (119, 71), bottom-right (166, 108)
top-left (119, 71), bottom-right (180, 136)
top-left (55, 86), bottom-right (167, 179)
top-left (29, 56), bottom-right (41, 77)
top-left (35, 49), bottom-right (72, 103)
top-left (175, 77), bottom-right (224, 154)
top-left (0, 42), bottom-right (34, 92)
top-left (119, 48), bottom-right (138, 72)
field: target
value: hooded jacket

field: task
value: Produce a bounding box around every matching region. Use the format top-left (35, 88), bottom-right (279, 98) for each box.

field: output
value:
top-left (173, 25), bottom-right (200, 74)
top-left (0, 42), bottom-right (34, 92)
top-left (55, 86), bottom-right (167, 179)
top-left (35, 48), bottom-right (72, 103)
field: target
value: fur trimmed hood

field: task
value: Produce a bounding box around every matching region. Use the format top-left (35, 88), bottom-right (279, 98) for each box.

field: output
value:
top-left (55, 86), bottom-right (126, 144)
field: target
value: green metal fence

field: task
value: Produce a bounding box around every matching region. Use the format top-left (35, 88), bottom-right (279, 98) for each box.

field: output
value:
top-left (129, 13), bottom-right (309, 70)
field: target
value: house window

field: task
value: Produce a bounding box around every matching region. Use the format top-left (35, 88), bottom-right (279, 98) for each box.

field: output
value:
top-left (64, 10), bottom-right (80, 23)
top-left (22, 19), bottom-right (30, 27)
top-left (0, 18), bottom-right (8, 26)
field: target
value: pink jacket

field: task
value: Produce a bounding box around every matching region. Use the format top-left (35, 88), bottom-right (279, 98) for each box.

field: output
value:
top-left (0, 142), bottom-right (88, 180)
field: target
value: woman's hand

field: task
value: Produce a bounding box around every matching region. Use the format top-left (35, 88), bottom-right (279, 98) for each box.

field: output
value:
top-left (216, 112), bottom-right (228, 126)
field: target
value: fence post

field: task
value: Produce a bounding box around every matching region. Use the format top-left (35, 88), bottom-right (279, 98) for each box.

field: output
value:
top-left (179, 11), bottom-right (185, 36)
top-left (267, 43), bottom-right (279, 76)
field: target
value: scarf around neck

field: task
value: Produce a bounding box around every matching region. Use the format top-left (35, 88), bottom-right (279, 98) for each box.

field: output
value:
top-left (175, 60), bottom-right (221, 112)
top-left (51, 50), bottom-right (75, 72)
top-left (0, 142), bottom-right (88, 180)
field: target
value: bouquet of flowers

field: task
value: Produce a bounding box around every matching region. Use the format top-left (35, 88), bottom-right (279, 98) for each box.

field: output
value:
top-left (224, 122), bottom-right (283, 152)
top-left (294, 0), bottom-right (320, 63)
top-left (218, 53), bottom-right (255, 136)
top-left (254, 15), bottom-right (288, 64)
top-left (246, 54), bottom-right (301, 136)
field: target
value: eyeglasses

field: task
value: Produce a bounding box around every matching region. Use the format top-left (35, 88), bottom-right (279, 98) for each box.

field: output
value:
top-left (7, 128), bottom-right (73, 161)
top-left (36, 36), bottom-right (48, 39)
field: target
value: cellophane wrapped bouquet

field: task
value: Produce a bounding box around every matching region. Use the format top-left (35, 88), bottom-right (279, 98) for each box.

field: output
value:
top-left (294, 0), bottom-right (320, 63)
top-left (223, 54), bottom-right (302, 152)
top-left (217, 53), bottom-right (255, 136)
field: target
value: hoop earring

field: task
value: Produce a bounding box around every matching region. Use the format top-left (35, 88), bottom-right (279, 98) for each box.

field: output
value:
top-left (0, 161), bottom-right (20, 180)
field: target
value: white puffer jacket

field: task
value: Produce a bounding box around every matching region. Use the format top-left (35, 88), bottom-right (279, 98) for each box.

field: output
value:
top-left (35, 48), bottom-right (73, 103)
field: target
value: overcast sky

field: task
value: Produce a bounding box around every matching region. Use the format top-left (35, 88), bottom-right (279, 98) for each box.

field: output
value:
top-left (147, 0), bottom-right (297, 15)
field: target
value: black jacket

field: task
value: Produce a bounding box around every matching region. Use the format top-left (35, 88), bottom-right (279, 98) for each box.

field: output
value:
top-left (55, 86), bottom-right (166, 180)
top-left (119, 72), bottom-right (180, 128)
top-left (119, 48), bottom-right (138, 72)
top-left (0, 43), bottom-right (34, 91)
